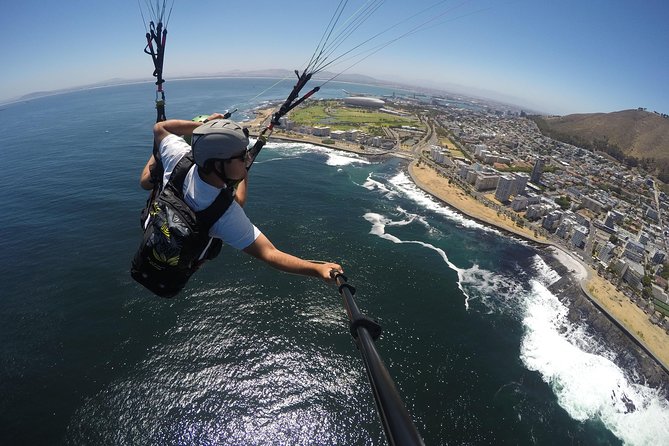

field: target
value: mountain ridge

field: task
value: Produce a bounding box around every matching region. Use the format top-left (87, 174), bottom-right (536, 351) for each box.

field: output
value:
top-left (531, 109), bottom-right (669, 182)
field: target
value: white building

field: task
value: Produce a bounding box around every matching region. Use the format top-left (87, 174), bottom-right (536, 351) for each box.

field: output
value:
top-left (556, 218), bottom-right (575, 239)
top-left (473, 144), bottom-right (488, 157)
top-left (512, 173), bottom-right (529, 196)
top-left (311, 126), bottom-right (331, 137)
top-left (526, 204), bottom-right (550, 221)
top-left (330, 130), bottom-right (346, 140)
top-left (571, 225), bottom-right (589, 249)
top-left (624, 240), bottom-right (645, 263)
top-left (622, 260), bottom-right (644, 290)
top-left (542, 210), bottom-right (563, 231)
top-left (343, 97), bottom-right (385, 108)
top-left (430, 146), bottom-right (448, 164)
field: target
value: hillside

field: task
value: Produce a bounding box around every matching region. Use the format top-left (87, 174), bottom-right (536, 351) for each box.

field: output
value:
top-left (531, 109), bottom-right (669, 181)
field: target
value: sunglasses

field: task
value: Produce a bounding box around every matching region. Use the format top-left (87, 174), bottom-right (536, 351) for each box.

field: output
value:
top-left (224, 151), bottom-right (249, 163)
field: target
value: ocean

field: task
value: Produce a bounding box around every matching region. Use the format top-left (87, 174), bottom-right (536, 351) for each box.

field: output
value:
top-left (1, 78), bottom-right (668, 445)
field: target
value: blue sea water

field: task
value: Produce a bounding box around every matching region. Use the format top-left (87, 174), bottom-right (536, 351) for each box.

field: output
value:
top-left (1, 78), bottom-right (668, 445)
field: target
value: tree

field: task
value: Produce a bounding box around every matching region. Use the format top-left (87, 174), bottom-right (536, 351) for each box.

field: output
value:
top-left (555, 195), bottom-right (572, 210)
top-left (659, 264), bottom-right (669, 280)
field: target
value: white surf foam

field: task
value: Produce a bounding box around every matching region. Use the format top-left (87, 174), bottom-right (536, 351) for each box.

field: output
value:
top-left (520, 280), bottom-right (669, 445)
top-left (362, 173), bottom-right (393, 195)
top-left (531, 254), bottom-right (562, 287)
top-left (458, 264), bottom-right (526, 314)
top-left (386, 171), bottom-right (500, 233)
top-left (263, 141), bottom-right (370, 167)
top-left (325, 151), bottom-right (370, 167)
top-left (363, 212), bottom-right (471, 307)
top-left (395, 206), bottom-right (431, 230)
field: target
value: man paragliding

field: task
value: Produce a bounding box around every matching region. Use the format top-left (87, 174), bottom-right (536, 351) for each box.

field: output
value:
top-left (132, 3), bottom-right (423, 444)
top-left (131, 114), bottom-right (342, 297)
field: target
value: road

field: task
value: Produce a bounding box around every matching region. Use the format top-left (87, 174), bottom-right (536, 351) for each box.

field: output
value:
top-left (653, 182), bottom-right (669, 253)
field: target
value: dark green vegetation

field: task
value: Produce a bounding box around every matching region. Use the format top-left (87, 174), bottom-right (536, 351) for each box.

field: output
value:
top-left (555, 195), bottom-right (572, 210)
top-left (289, 100), bottom-right (423, 134)
top-left (530, 109), bottom-right (669, 184)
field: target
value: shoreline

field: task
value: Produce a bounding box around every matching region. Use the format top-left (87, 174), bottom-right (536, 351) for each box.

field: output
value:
top-left (251, 130), bottom-right (669, 380)
top-left (406, 161), bottom-right (669, 381)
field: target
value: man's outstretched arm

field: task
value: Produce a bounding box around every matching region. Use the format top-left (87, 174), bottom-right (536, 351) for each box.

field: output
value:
top-left (243, 233), bottom-right (342, 283)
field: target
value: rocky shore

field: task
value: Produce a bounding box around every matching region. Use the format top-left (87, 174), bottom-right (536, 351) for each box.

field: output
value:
top-left (538, 248), bottom-right (669, 394)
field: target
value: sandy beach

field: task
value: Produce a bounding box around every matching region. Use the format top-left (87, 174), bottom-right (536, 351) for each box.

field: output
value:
top-left (409, 161), bottom-right (669, 372)
top-left (408, 162), bottom-right (548, 243)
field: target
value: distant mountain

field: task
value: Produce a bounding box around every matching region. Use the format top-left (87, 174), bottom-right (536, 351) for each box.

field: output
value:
top-left (2, 78), bottom-right (145, 105)
top-left (1, 71), bottom-right (392, 106)
top-left (191, 69), bottom-right (394, 87)
top-left (531, 109), bottom-right (669, 182)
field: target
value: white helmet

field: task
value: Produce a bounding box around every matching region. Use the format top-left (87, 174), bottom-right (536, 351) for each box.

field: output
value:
top-left (191, 119), bottom-right (249, 168)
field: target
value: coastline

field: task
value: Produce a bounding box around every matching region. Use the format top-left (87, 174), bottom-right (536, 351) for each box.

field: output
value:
top-left (406, 161), bottom-right (669, 382)
top-left (250, 128), bottom-right (669, 381)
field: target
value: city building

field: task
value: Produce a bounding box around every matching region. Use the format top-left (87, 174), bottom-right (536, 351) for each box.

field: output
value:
top-left (542, 210), bottom-right (563, 231)
top-left (597, 242), bottom-right (616, 264)
top-left (511, 196), bottom-right (529, 211)
top-left (511, 173), bottom-right (529, 196)
top-left (581, 196), bottom-right (605, 214)
top-left (571, 225), bottom-right (589, 249)
top-left (526, 204), bottom-right (550, 221)
top-left (430, 146), bottom-right (448, 163)
top-left (473, 144), bottom-right (488, 157)
top-left (624, 240), bottom-right (645, 263)
top-left (652, 250), bottom-right (666, 265)
top-left (556, 218), bottom-right (574, 239)
top-left (311, 126), bottom-right (331, 137)
top-left (495, 175), bottom-right (515, 202)
top-left (622, 260), bottom-right (644, 290)
top-left (646, 207), bottom-right (659, 222)
top-left (475, 173), bottom-right (499, 191)
top-left (530, 157), bottom-right (545, 183)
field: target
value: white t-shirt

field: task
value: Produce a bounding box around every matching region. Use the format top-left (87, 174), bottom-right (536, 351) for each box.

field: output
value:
top-left (158, 134), bottom-right (261, 250)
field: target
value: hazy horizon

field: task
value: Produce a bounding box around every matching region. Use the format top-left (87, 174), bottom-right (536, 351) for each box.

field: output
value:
top-left (0, 69), bottom-right (550, 115)
top-left (2, 1), bottom-right (668, 115)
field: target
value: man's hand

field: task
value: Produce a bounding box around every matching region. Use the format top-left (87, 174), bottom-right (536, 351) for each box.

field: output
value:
top-left (205, 112), bottom-right (227, 121)
top-left (314, 262), bottom-right (343, 283)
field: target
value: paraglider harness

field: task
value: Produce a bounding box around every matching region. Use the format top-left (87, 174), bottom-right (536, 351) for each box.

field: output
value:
top-left (131, 153), bottom-right (233, 298)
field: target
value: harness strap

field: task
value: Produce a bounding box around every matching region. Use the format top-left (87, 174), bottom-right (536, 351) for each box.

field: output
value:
top-left (166, 154), bottom-right (234, 230)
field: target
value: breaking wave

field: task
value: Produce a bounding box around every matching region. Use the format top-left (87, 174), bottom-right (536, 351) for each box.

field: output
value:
top-left (264, 141), bottom-right (370, 167)
top-left (520, 278), bottom-right (669, 446)
top-left (363, 201), bottom-right (669, 445)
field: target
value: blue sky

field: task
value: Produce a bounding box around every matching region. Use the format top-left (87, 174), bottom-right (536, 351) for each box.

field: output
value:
top-left (1, 0), bottom-right (667, 114)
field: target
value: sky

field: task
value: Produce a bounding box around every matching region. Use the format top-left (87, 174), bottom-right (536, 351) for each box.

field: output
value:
top-left (1, 0), bottom-right (668, 115)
